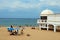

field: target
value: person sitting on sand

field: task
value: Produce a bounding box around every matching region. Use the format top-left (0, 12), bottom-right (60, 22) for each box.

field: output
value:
top-left (7, 25), bottom-right (14, 32)
top-left (10, 25), bottom-right (14, 32)
top-left (10, 27), bottom-right (19, 35)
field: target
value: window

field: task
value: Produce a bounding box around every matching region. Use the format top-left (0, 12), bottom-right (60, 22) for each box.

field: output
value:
top-left (40, 16), bottom-right (47, 20)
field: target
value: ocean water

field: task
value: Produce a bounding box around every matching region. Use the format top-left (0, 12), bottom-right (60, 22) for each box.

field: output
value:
top-left (0, 18), bottom-right (38, 27)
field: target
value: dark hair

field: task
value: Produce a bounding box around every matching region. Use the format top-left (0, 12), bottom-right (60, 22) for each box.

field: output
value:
top-left (11, 25), bottom-right (13, 28)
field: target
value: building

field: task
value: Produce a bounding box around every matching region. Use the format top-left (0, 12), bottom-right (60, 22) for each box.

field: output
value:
top-left (37, 9), bottom-right (60, 32)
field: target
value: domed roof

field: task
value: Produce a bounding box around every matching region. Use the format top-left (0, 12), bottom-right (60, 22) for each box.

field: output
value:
top-left (41, 9), bottom-right (54, 15)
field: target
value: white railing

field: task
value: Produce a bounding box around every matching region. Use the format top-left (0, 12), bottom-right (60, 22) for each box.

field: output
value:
top-left (37, 19), bottom-right (47, 23)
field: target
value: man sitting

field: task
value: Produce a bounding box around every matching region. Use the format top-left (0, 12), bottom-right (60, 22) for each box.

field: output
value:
top-left (7, 25), bottom-right (14, 32)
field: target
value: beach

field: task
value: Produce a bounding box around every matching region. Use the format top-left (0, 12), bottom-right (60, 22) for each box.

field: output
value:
top-left (0, 26), bottom-right (60, 40)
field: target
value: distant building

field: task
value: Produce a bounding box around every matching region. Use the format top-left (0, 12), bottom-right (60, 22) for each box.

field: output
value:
top-left (37, 9), bottom-right (60, 32)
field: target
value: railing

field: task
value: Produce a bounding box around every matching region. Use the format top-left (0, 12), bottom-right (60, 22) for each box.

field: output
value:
top-left (37, 19), bottom-right (47, 23)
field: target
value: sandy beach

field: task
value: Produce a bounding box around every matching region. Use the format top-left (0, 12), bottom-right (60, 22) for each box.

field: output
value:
top-left (0, 27), bottom-right (60, 40)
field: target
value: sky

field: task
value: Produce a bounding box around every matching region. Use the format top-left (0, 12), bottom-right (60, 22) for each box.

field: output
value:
top-left (0, 0), bottom-right (60, 18)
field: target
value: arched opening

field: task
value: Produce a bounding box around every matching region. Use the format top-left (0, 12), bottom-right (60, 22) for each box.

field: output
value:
top-left (48, 24), bottom-right (54, 30)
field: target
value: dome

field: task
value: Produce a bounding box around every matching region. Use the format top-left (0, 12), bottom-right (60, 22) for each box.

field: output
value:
top-left (41, 9), bottom-right (54, 15)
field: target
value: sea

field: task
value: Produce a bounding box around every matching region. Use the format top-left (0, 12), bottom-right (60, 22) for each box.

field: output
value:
top-left (0, 18), bottom-right (38, 27)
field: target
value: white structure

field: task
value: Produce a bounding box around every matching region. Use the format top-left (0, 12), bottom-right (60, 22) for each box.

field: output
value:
top-left (37, 9), bottom-right (60, 32)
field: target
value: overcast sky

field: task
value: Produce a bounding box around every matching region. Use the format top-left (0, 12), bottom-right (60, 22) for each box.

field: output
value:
top-left (0, 0), bottom-right (60, 18)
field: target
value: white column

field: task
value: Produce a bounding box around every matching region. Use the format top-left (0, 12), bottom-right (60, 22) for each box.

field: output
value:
top-left (39, 24), bottom-right (41, 30)
top-left (54, 25), bottom-right (56, 32)
top-left (47, 24), bottom-right (49, 31)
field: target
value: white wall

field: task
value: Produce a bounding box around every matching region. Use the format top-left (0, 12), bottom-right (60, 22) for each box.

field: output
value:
top-left (47, 14), bottom-right (60, 25)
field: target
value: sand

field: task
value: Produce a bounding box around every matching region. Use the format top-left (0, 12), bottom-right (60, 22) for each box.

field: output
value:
top-left (0, 27), bottom-right (60, 40)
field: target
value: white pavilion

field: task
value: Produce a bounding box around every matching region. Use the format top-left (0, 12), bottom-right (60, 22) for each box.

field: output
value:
top-left (37, 9), bottom-right (60, 32)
